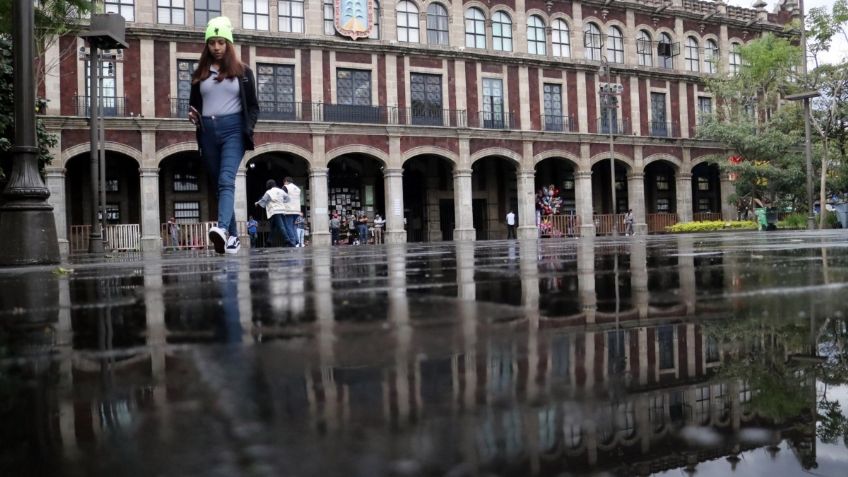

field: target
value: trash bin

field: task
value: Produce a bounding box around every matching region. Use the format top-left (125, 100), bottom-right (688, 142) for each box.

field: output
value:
top-left (755, 208), bottom-right (768, 231)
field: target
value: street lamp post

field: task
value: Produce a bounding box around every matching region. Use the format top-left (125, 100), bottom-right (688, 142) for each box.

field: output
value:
top-left (599, 58), bottom-right (623, 236)
top-left (0, 0), bottom-right (61, 266)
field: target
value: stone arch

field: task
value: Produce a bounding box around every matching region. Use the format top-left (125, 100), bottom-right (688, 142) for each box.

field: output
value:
top-left (61, 142), bottom-right (142, 168)
top-left (526, 9), bottom-right (549, 24)
top-left (469, 147), bottom-right (522, 167)
top-left (643, 153), bottom-right (681, 171)
top-left (690, 155), bottom-right (717, 170)
top-left (401, 146), bottom-right (458, 166)
top-left (533, 149), bottom-right (581, 169)
top-left (326, 145), bottom-right (389, 167)
top-left (589, 151), bottom-right (633, 170)
top-left (463, 2), bottom-right (490, 18)
top-left (243, 143), bottom-right (313, 169)
top-left (156, 142), bottom-right (197, 166)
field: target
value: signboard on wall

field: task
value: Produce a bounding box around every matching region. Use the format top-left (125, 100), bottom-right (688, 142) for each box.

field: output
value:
top-left (335, 0), bottom-right (374, 39)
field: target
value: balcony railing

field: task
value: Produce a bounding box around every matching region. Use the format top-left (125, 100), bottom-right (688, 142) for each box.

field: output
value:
top-left (391, 107), bottom-right (466, 127)
top-left (73, 95), bottom-right (128, 117)
top-left (469, 111), bottom-right (517, 129)
top-left (596, 118), bottom-right (631, 135)
top-left (322, 103), bottom-right (389, 124)
top-left (542, 115), bottom-right (576, 132)
top-left (649, 121), bottom-right (679, 138)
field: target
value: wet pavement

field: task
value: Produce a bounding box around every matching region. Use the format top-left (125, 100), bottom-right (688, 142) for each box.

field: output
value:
top-left (1, 231), bottom-right (848, 477)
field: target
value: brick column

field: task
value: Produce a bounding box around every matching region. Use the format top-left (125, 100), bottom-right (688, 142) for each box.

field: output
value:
top-left (139, 168), bottom-right (162, 251)
top-left (453, 168), bottom-right (475, 241)
top-left (676, 172), bottom-right (693, 222)
top-left (383, 168), bottom-right (406, 243)
top-left (575, 171), bottom-right (595, 237)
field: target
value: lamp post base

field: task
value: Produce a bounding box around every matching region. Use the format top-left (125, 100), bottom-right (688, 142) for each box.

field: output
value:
top-left (0, 202), bottom-right (61, 266)
top-left (807, 216), bottom-right (817, 230)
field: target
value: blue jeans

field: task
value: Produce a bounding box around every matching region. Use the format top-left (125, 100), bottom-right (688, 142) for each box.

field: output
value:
top-left (282, 214), bottom-right (298, 247)
top-left (199, 113), bottom-right (244, 237)
top-left (269, 214), bottom-right (289, 247)
top-left (357, 224), bottom-right (368, 243)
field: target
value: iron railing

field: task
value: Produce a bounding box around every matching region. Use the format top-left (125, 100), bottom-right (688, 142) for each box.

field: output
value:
top-left (596, 117), bottom-right (631, 135)
top-left (647, 213), bottom-right (679, 232)
top-left (469, 110), bottom-right (517, 129)
top-left (69, 224), bottom-right (140, 252)
top-left (391, 107), bottom-right (467, 127)
top-left (693, 212), bottom-right (722, 222)
top-left (73, 95), bottom-right (128, 117)
top-left (542, 115), bottom-right (576, 132)
top-left (322, 103), bottom-right (390, 124)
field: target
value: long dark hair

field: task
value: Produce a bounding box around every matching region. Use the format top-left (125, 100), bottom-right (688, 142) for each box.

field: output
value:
top-left (191, 40), bottom-right (245, 84)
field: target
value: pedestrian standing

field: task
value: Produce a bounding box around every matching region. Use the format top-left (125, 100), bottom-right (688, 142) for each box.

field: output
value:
top-left (624, 209), bottom-right (635, 236)
top-left (295, 213), bottom-right (306, 247)
top-left (506, 209), bottom-right (516, 239)
top-left (358, 214), bottom-right (369, 245)
top-left (281, 177), bottom-right (301, 247)
top-left (188, 16), bottom-right (259, 254)
top-left (329, 212), bottom-right (341, 245)
top-left (246, 215), bottom-right (258, 247)
top-left (347, 213), bottom-right (357, 244)
top-left (167, 216), bottom-right (180, 249)
top-left (255, 179), bottom-right (289, 247)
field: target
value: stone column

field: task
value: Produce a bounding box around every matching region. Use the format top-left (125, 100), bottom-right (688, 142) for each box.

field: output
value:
top-left (45, 168), bottom-right (69, 256)
top-left (453, 168), bottom-right (475, 241)
top-left (574, 171), bottom-right (595, 237)
top-left (383, 168), bottom-right (407, 243)
top-left (720, 176), bottom-right (737, 221)
top-left (630, 238), bottom-right (648, 319)
top-left (234, 170), bottom-right (248, 238)
top-left (676, 172), bottom-right (693, 222)
top-left (309, 167), bottom-right (331, 246)
top-left (520, 240), bottom-right (539, 309)
top-left (139, 168), bottom-right (162, 251)
top-left (517, 170), bottom-right (537, 239)
top-left (577, 238), bottom-right (596, 324)
top-left (627, 172), bottom-right (648, 235)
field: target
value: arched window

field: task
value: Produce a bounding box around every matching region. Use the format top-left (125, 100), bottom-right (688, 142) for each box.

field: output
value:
top-left (583, 22), bottom-right (602, 61)
top-left (527, 15), bottom-right (546, 55)
top-left (607, 25), bottom-right (624, 63)
top-left (685, 36), bottom-right (699, 72)
top-left (427, 3), bottom-right (449, 45)
top-left (492, 11), bottom-right (513, 52)
top-left (370, 0), bottom-right (381, 39)
top-left (465, 8), bottom-right (486, 49)
top-left (658, 32), bottom-right (673, 69)
top-left (551, 19), bottom-right (570, 58)
top-left (396, 1), bottom-right (419, 43)
top-left (729, 42), bottom-right (741, 74)
top-left (704, 39), bottom-right (719, 74)
top-left (637, 30), bottom-right (652, 66)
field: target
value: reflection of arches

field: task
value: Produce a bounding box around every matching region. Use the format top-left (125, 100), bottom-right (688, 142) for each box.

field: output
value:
top-left (401, 146), bottom-right (458, 166)
top-left (326, 145), bottom-right (388, 166)
top-left (403, 154), bottom-right (455, 242)
top-left (62, 142), bottom-right (143, 168)
top-left (469, 147), bottom-right (522, 166)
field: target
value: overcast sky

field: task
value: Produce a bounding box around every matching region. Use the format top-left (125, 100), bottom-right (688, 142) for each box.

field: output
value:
top-left (727, 0), bottom-right (847, 66)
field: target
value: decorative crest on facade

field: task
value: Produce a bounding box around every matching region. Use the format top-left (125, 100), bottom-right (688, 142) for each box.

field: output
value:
top-left (334, 0), bottom-right (374, 40)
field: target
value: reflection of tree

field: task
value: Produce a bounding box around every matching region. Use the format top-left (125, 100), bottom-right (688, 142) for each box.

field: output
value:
top-left (817, 399), bottom-right (848, 447)
top-left (817, 316), bottom-right (848, 447)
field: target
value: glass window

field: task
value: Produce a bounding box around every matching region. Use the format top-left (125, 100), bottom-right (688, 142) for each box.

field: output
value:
top-left (84, 59), bottom-right (118, 116)
top-left (706, 335), bottom-right (720, 362)
top-left (370, 0), bottom-right (381, 39)
top-left (410, 73), bottom-right (443, 125)
top-left (704, 39), bottom-right (719, 74)
top-left (658, 33), bottom-right (673, 69)
top-left (337, 69), bottom-right (371, 105)
top-left (194, 0), bottom-right (220, 26)
top-left (175, 59), bottom-right (198, 117)
top-left (104, 0), bottom-right (134, 22)
top-left (174, 201), bottom-right (200, 222)
top-left (583, 22), bottom-right (602, 61)
top-left (257, 64), bottom-right (296, 119)
top-left (637, 30), bottom-right (652, 66)
top-left (658, 325), bottom-right (674, 370)
top-left (482, 77), bottom-right (504, 128)
top-left (465, 8), bottom-right (486, 49)
top-left (685, 36), bottom-right (699, 72)
top-left (651, 92), bottom-right (667, 136)
top-left (551, 19), bottom-right (570, 58)
top-left (492, 11), bottom-right (512, 52)
top-left (173, 171), bottom-right (199, 192)
top-left (543, 83), bottom-right (564, 131)
top-left (607, 26), bottom-right (623, 63)
top-left (427, 3), bottom-right (449, 45)
top-left (396, 1), bottom-right (419, 43)
top-left (278, 0), bottom-right (304, 33)
top-left (729, 43), bottom-right (741, 75)
top-left (323, 0), bottom-right (335, 35)
top-left (157, 0), bottom-right (185, 24)
top-left (697, 96), bottom-right (712, 123)
top-left (527, 15), bottom-right (546, 55)
top-left (243, 0), bottom-right (270, 30)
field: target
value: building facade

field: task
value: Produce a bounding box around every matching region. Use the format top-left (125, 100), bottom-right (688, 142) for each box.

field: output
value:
top-left (39, 0), bottom-right (797, 252)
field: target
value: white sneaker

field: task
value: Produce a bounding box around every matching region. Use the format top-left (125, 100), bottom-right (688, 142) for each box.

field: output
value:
top-left (225, 235), bottom-right (241, 254)
top-left (208, 226), bottom-right (227, 254)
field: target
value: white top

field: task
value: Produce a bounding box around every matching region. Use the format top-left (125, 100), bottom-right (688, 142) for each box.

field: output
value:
top-left (256, 187), bottom-right (288, 218)
top-left (281, 182), bottom-right (301, 214)
top-left (506, 212), bottom-right (516, 225)
top-left (199, 68), bottom-right (242, 117)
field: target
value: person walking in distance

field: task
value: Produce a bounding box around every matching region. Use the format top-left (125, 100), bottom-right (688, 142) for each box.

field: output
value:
top-left (255, 179), bottom-right (290, 247)
top-left (246, 215), bottom-right (258, 247)
top-left (281, 177), bottom-right (301, 247)
top-left (167, 216), bottom-right (180, 249)
top-left (187, 16), bottom-right (259, 254)
top-left (506, 209), bottom-right (516, 239)
top-left (624, 209), bottom-right (635, 236)
top-left (329, 212), bottom-right (341, 245)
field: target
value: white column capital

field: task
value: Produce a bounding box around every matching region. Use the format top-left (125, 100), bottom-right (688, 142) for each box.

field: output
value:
top-left (309, 167), bottom-right (329, 177)
top-left (627, 172), bottom-right (644, 181)
top-left (453, 168), bottom-right (473, 178)
top-left (575, 171), bottom-right (593, 180)
top-left (383, 168), bottom-right (403, 177)
top-left (139, 167), bottom-right (159, 177)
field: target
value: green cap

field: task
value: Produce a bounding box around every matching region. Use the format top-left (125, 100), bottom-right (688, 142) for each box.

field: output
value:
top-left (205, 16), bottom-right (234, 43)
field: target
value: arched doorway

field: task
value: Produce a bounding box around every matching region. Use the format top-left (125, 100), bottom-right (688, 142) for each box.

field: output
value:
top-left (535, 157), bottom-right (579, 237)
top-left (644, 160), bottom-right (678, 232)
top-left (327, 154), bottom-right (385, 244)
top-left (65, 152), bottom-right (140, 227)
top-left (691, 162), bottom-right (721, 220)
top-left (471, 156), bottom-right (517, 240)
top-left (158, 152), bottom-right (216, 226)
top-left (246, 152), bottom-right (310, 246)
top-left (591, 160), bottom-right (629, 235)
top-left (403, 155), bottom-right (454, 242)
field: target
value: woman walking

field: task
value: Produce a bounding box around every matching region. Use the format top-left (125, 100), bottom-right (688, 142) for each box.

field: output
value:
top-left (188, 16), bottom-right (259, 254)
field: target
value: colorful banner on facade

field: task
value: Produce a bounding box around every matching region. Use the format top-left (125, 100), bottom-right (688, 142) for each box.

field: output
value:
top-left (335, 0), bottom-right (374, 40)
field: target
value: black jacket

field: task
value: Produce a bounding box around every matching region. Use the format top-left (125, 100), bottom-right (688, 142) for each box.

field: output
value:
top-left (189, 65), bottom-right (260, 151)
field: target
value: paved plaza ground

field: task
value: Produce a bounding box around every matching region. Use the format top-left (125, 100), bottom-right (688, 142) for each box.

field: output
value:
top-left (1, 231), bottom-right (848, 476)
